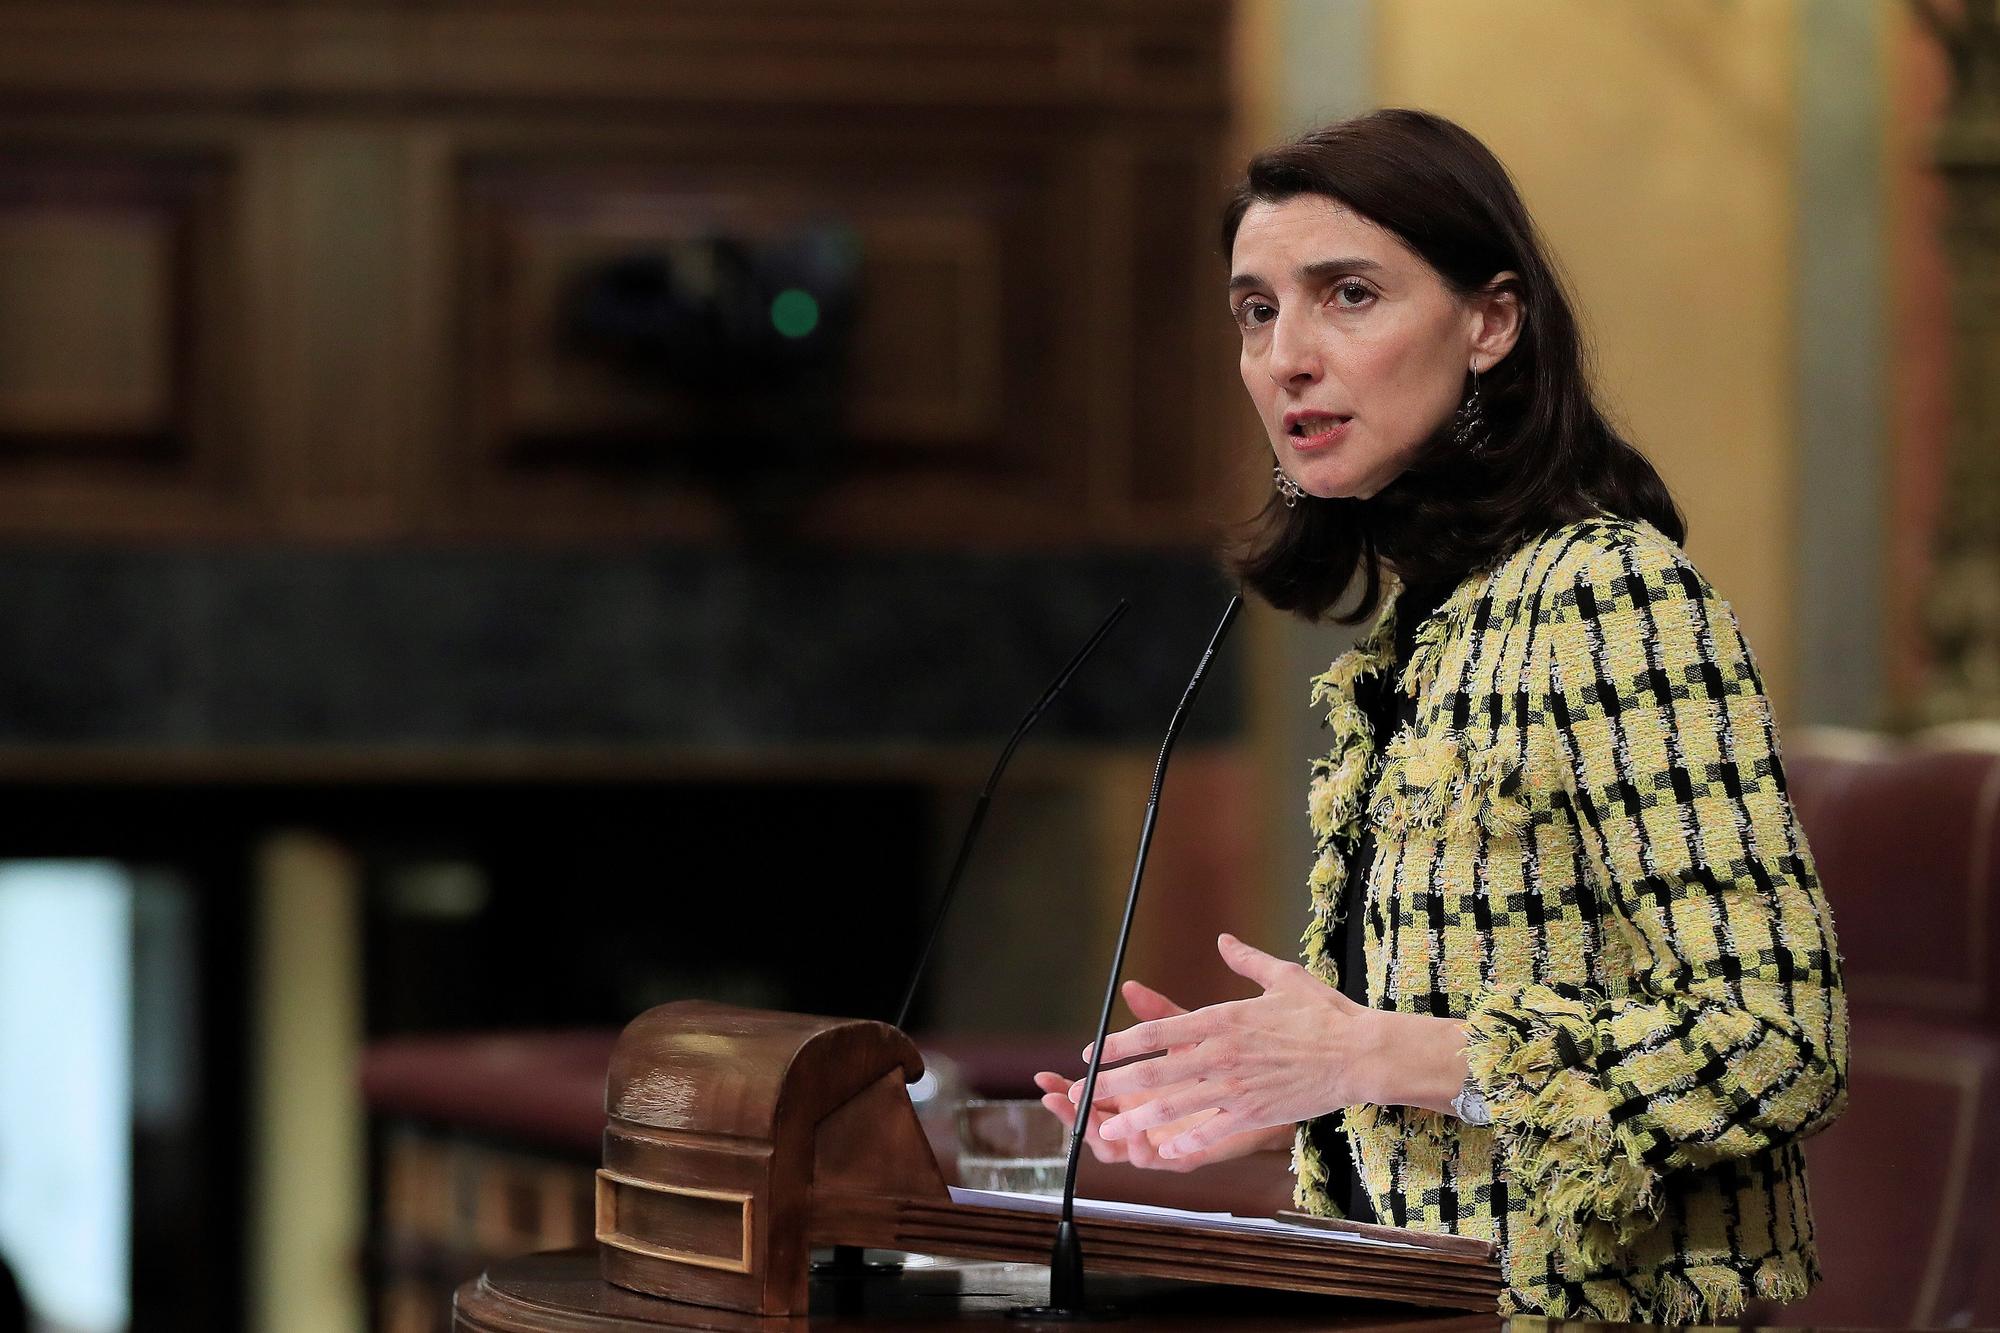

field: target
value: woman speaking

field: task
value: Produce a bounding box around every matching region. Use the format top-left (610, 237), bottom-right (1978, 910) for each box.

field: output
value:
top-left (1035, 108), bottom-right (1848, 1325)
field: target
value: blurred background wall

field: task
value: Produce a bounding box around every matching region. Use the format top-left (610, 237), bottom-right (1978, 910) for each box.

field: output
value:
top-left (0, 1), bottom-right (1981, 1331)
top-left (1240, 0), bottom-right (1933, 938)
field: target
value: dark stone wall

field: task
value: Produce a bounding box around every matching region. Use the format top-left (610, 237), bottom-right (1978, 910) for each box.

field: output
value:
top-left (0, 546), bottom-right (1244, 748)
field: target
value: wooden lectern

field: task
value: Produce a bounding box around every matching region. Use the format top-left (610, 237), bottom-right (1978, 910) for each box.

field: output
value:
top-left (590, 1001), bottom-right (1501, 1318)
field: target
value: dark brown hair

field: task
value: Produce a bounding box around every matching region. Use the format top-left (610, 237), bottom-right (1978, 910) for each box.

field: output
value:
top-left (1223, 108), bottom-right (1685, 623)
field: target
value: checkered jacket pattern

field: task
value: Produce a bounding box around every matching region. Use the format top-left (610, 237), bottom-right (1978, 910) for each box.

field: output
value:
top-left (1293, 515), bottom-right (1848, 1324)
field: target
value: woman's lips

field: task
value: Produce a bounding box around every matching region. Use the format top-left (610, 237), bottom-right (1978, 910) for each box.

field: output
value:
top-left (1289, 418), bottom-right (1351, 452)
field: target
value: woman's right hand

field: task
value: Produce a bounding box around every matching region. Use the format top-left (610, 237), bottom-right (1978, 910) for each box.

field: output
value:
top-left (1033, 979), bottom-right (1293, 1174)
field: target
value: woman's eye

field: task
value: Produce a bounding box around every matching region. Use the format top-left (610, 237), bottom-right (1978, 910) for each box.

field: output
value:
top-left (1332, 282), bottom-right (1374, 308)
top-left (1233, 300), bottom-right (1276, 330)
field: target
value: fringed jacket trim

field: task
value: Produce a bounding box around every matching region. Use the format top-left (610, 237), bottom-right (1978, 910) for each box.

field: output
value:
top-left (1293, 515), bottom-right (1849, 1325)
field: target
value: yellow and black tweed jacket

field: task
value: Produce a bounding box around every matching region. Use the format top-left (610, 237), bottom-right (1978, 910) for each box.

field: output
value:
top-left (1293, 514), bottom-right (1848, 1324)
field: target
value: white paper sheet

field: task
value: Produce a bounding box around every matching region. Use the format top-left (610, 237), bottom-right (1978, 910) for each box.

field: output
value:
top-left (944, 1186), bottom-right (1423, 1250)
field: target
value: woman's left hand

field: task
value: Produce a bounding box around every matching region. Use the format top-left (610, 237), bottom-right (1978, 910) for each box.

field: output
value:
top-left (1071, 933), bottom-right (1464, 1161)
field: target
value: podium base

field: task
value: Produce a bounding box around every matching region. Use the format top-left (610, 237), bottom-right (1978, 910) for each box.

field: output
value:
top-left (810, 1245), bottom-right (907, 1280)
top-left (1007, 1304), bottom-right (1126, 1322)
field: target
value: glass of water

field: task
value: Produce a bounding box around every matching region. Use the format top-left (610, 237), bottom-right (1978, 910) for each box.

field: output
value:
top-left (955, 1098), bottom-right (1068, 1195)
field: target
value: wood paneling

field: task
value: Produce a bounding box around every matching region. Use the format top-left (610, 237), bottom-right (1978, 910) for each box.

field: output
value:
top-left (0, 3), bottom-right (1228, 113)
top-left (0, 1), bottom-right (1234, 545)
top-left (0, 147), bottom-right (239, 524)
top-left (0, 207), bottom-right (173, 443)
top-left (449, 135), bottom-right (1082, 540)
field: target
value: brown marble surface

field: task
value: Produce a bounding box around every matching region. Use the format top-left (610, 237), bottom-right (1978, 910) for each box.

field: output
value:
top-left (455, 1251), bottom-right (2000, 1333)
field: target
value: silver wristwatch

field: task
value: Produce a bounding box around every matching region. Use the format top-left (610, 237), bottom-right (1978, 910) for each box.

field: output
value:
top-left (1450, 1074), bottom-right (1492, 1126)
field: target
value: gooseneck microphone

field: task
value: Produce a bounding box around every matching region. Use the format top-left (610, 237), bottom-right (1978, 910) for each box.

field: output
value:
top-left (1013, 593), bottom-right (1243, 1321)
top-left (893, 599), bottom-right (1131, 1033)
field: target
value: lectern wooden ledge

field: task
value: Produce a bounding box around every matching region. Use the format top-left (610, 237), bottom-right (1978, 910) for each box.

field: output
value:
top-left (591, 1001), bottom-right (1502, 1318)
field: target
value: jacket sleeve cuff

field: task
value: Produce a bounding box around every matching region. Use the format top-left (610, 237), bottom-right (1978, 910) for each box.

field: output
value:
top-left (1463, 985), bottom-right (1661, 1273)
top-left (1290, 1113), bottom-right (1352, 1217)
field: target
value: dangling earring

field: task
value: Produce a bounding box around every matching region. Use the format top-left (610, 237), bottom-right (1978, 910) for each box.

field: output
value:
top-left (1272, 465), bottom-right (1305, 507)
top-left (1450, 364), bottom-right (1489, 453)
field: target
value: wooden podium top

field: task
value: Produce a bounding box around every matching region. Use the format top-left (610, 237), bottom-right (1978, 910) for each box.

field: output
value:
top-left (453, 1250), bottom-right (1501, 1332)
top-left (591, 1002), bottom-right (1498, 1316)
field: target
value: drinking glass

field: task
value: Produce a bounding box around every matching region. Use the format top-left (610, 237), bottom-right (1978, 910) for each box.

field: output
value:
top-left (954, 1098), bottom-right (1068, 1195)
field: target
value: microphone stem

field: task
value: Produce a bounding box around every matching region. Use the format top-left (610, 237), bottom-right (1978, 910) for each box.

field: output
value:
top-left (1038, 593), bottom-right (1239, 1316)
top-left (894, 791), bottom-right (993, 1032)
top-left (1060, 799), bottom-right (1159, 1224)
top-left (891, 600), bottom-right (1127, 1033)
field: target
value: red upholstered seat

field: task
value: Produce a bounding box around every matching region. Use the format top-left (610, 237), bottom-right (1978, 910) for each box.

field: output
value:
top-left (1789, 1017), bottom-right (2000, 1327)
top-left (362, 1029), bottom-right (618, 1155)
top-left (1788, 726), bottom-right (2000, 1027)
top-left (1779, 727), bottom-right (2000, 1326)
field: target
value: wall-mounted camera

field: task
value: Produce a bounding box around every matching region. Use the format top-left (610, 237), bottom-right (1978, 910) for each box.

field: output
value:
top-left (557, 224), bottom-right (860, 528)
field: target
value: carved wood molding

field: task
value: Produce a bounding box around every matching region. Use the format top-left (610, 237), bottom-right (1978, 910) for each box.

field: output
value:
top-left (0, 2), bottom-right (1229, 114)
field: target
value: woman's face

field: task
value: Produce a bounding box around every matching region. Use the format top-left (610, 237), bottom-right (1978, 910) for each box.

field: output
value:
top-left (1230, 195), bottom-right (1518, 500)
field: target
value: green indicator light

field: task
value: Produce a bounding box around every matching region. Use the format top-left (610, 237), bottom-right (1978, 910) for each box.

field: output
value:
top-left (770, 288), bottom-right (820, 339)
